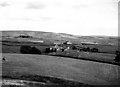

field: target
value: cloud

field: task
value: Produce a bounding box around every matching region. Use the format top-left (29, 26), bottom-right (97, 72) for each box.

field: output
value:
top-left (10, 16), bottom-right (53, 21)
top-left (0, 2), bottom-right (10, 7)
top-left (72, 5), bottom-right (89, 9)
top-left (10, 17), bottom-right (34, 21)
top-left (41, 17), bottom-right (53, 21)
top-left (26, 2), bottom-right (46, 9)
top-left (0, 0), bottom-right (118, 36)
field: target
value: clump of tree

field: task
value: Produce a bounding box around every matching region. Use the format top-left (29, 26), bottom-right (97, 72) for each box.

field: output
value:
top-left (82, 47), bottom-right (91, 52)
top-left (45, 48), bottom-right (51, 53)
top-left (79, 47), bottom-right (99, 52)
top-left (31, 47), bottom-right (41, 54)
top-left (114, 50), bottom-right (120, 62)
top-left (45, 47), bottom-right (57, 53)
top-left (20, 45), bottom-right (41, 54)
top-left (90, 48), bottom-right (99, 52)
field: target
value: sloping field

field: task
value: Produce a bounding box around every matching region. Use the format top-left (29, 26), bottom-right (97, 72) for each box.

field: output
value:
top-left (82, 44), bottom-right (118, 54)
top-left (2, 42), bottom-right (119, 66)
top-left (1, 31), bottom-right (119, 47)
top-left (2, 53), bottom-right (120, 86)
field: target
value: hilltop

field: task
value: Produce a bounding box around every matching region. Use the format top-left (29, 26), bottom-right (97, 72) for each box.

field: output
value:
top-left (1, 30), bottom-right (119, 46)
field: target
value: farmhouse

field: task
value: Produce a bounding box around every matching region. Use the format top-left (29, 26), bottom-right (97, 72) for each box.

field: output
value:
top-left (63, 41), bottom-right (72, 45)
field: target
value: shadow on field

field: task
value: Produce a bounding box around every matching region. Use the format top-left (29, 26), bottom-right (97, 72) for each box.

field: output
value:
top-left (3, 74), bottom-right (119, 87)
top-left (2, 74), bottom-right (94, 87)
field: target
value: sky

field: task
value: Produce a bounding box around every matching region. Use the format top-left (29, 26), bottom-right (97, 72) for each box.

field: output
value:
top-left (0, 0), bottom-right (119, 36)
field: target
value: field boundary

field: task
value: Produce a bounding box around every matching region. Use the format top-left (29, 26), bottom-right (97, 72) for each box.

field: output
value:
top-left (48, 54), bottom-right (120, 66)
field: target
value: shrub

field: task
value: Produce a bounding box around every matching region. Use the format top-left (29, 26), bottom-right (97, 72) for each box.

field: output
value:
top-left (82, 48), bottom-right (88, 52)
top-left (72, 46), bottom-right (77, 50)
top-left (91, 48), bottom-right (98, 52)
top-left (45, 48), bottom-right (50, 53)
top-left (20, 45), bottom-right (32, 54)
top-left (20, 46), bottom-right (41, 54)
top-left (114, 54), bottom-right (120, 62)
top-left (30, 47), bottom-right (41, 54)
top-left (86, 47), bottom-right (90, 51)
top-left (114, 50), bottom-right (120, 62)
top-left (115, 50), bottom-right (120, 55)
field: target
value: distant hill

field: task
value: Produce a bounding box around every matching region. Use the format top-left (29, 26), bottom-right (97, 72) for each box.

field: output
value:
top-left (1, 30), bottom-right (119, 46)
top-left (1, 31), bottom-right (82, 45)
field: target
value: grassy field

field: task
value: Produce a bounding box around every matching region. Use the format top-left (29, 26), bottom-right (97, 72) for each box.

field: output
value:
top-left (1, 41), bottom-right (120, 66)
top-left (1, 36), bottom-right (118, 54)
top-left (2, 53), bottom-right (120, 86)
top-left (2, 44), bottom-right (48, 54)
top-left (82, 44), bottom-right (118, 54)
top-left (49, 49), bottom-right (120, 65)
top-left (1, 31), bottom-right (120, 86)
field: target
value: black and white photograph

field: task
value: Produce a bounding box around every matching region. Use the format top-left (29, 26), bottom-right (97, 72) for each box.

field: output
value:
top-left (0, 0), bottom-right (120, 87)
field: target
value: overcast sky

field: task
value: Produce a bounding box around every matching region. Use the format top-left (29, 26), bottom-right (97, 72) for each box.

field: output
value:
top-left (0, 0), bottom-right (119, 36)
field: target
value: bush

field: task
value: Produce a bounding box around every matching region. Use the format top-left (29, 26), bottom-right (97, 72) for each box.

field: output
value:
top-left (91, 48), bottom-right (98, 52)
top-left (82, 48), bottom-right (88, 52)
top-left (45, 48), bottom-right (50, 53)
top-left (20, 45), bottom-right (32, 54)
top-left (115, 50), bottom-right (120, 55)
top-left (114, 50), bottom-right (120, 62)
top-left (31, 47), bottom-right (41, 54)
top-left (114, 54), bottom-right (120, 62)
top-left (86, 47), bottom-right (90, 51)
top-left (72, 46), bottom-right (77, 50)
top-left (20, 45), bottom-right (41, 54)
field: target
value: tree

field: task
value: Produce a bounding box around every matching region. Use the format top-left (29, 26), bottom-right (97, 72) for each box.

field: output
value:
top-left (30, 47), bottom-right (41, 54)
top-left (91, 48), bottom-right (98, 52)
top-left (20, 45), bottom-right (41, 54)
top-left (114, 50), bottom-right (120, 62)
top-left (20, 45), bottom-right (32, 54)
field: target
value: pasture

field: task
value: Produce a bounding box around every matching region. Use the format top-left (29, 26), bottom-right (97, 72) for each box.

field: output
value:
top-left (1, 41), bottom-right (120, 66)
top-left (2, 53), bottom-right (120, 86)
top-left (1, 41), bottom-right (49, 54)
top-left (1, 31), bottom-right (120, 86)
top-left (82, 44), bottom-right (118, 54)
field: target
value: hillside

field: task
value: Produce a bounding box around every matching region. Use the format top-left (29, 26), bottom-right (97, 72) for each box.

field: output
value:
top-left (2, 53), bottom-right (120, 86)
top-left (1, 31), bottom-right (120, 86)
top-left (1, 31), bottom-right (119, 46)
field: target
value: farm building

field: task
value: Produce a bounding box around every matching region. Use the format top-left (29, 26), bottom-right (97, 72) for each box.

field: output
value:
top-left (81, 42), bottom-right (99, 45)
top-left (28, 40), bottom-right (44, 43)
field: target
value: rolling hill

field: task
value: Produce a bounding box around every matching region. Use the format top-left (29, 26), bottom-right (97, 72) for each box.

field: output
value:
top-left (1, 30), bottom-right (119, 46)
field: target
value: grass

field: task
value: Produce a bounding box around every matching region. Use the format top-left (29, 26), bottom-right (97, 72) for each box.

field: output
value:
top-left (2, 74), bottom-right (93, 87)
top-left (82, 44), bottom-right (118, 54)
top-left (2, 53), bottom-right (120, 86)
top-left (1, 36), bottom-right (120, 86)
top-left (49, 50), bottom-right (120, 66)
top-left (2, 43), bottom-right (49, 53)
top-left (1, 41), bottom-right (119, 64)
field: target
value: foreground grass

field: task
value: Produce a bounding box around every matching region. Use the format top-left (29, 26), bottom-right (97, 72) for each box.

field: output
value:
top-left (49, 50), bottom-right (120, 66)
top-left (2, 53), bottom-right (120, 86)
top-left (2, 74), bottom-right (93, 87)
